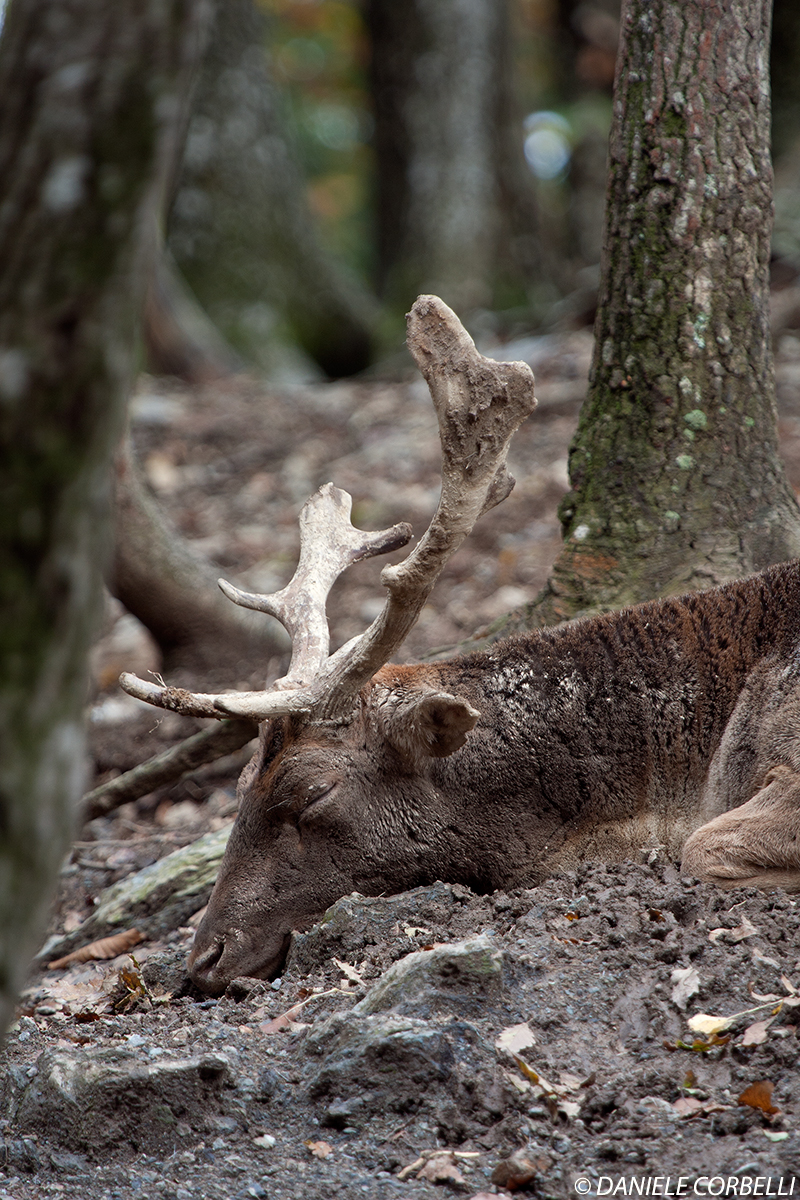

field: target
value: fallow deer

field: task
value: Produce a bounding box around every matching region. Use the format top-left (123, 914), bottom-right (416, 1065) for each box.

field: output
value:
top-left (122, 295), bottom-right (800, 995)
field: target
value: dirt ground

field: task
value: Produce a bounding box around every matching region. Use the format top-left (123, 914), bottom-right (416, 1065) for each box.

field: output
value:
top-left (3, 329), bottom-right (800, 1200)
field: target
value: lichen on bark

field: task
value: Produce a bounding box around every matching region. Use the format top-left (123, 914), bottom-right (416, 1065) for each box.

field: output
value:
top-left (501, 0), bottom-right (800, 635)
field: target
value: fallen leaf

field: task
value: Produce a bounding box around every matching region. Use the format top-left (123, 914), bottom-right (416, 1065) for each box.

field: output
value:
top-left (738, 1080), bottom-right (780, 1116)
top-left (509, 1053), bottom-right (557, 1094)
top-left (558, 1099), bottom-right (582, 1120)
top-left (504, 1070), bottom-right (532, 1094)
top-left (331, 957), bottom-right (364, 985)
top-left (780, 974), bottom-right (797, 995)
top-left (559, 1072), bottom-right (585, 1092)
top-left (748, 983), bottom-right (782, 1003)
top-left (259, 1003), bottom-right (306, 1034)
top-left (48, 928), bottom-right (143, 970)
top-left (671, 966), bottom-right (701, 1010)
top-left (496, 1022), bottom-right (536, 1055)
top-left (112, 957), bottom-right (152, 1013)
top-left (672, 1096), bottom-right (704, 1117)
top-left (674, 1097), bottom-right (730, 1119)
top-left (305, 1139), bottom-right (333, 1159)
top-left (741, 1019), bottom-right (774, 1046)
top-left (763, 1130), bottom-right (789, 1142)
top-left (729, 917), bottom-right (758, 941)
top-left (688, 1001), bottom-right (778, 1035)
top-left (403, 925), bottom-right (432, 938)
top-left (752, 948), bottom-right (781, 969)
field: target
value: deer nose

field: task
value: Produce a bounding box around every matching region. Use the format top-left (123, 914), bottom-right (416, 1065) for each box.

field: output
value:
top-left (188, 937), bottom-right (228, 996)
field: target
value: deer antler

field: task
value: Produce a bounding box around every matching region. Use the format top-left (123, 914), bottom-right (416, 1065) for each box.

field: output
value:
top-left (120, 295), bottom-right (536, 722)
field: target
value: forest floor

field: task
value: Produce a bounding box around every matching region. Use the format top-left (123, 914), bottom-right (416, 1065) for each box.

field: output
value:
top-left (3, 328), bottom-right (800, 1200)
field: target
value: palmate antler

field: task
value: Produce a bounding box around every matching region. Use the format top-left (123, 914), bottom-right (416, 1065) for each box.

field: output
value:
top-left (120, 295), bottom-right (537, 723)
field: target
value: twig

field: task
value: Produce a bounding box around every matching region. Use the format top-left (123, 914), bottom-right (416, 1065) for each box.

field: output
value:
top-left (83, 718), bottom-right (258, 819)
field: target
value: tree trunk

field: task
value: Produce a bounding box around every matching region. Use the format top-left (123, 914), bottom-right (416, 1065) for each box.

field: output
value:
top-left (503, 0), bottom-right (800, 632)
top-left (110, 437), bottom-right (286, 675)
top-left (167, 0), bottom-right (375, 378)
top-left (0, 0), bottom-right (209, 1033)
top-left (367, 0), bottom-right (547, 319)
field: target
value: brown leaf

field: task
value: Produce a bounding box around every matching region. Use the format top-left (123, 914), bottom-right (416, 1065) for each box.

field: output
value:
top-left (495, 1022), bottom-right (536, 1055)
top-left (741, 1019), bottom-right (774, 1046)
top-left (259, 1003), bottom-right (306, 1034)
top-left (48, 928), bottom-right (143, 970)
top-left (305, 1140), bottom-right (333, 1160)
top-left (738, 1080), bottom-right (780, 1115)
top-left (673, 1096), bottom-right (704, 1117)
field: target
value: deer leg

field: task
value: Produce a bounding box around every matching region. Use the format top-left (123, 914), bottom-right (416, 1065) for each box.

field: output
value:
top-left (681, 764), bottom-right (800, 892)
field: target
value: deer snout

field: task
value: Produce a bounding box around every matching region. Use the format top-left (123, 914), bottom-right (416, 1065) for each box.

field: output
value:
top-left (187, 936), bottom-right (229, 996)
top-left (187, 925), bottom-right (291, 995)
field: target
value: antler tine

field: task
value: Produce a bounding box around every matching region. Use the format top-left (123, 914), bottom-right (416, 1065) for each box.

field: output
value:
top-left (119, 484), bottom-right (412, 720)
top-left (316, 295), bottom-right (537, 720)
top-left (219, 483), bottom-right (412, 688)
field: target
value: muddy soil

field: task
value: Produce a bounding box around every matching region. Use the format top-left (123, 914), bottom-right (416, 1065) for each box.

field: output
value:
top-left (3, 332), bottom-right (800, 1200)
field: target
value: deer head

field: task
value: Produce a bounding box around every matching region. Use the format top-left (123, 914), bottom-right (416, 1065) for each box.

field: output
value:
top-left (121, 295), bottom-right (536, 992)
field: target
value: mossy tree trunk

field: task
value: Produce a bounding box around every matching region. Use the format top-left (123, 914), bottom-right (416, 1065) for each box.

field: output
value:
top-left (505, 0), bottom-right (800, 632)
top-left (0, 0), bottom-right (209, 1032)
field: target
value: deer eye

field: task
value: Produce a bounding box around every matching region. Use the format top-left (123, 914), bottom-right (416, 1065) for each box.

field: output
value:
top-left (298, 780), bottom-right (339, 822)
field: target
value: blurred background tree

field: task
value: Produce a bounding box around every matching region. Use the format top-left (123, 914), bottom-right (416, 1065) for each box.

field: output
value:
top-left (152, 0), bottom-right (624, 377)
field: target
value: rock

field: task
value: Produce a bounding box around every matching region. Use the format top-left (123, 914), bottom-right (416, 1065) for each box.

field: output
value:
top-left (353, 935), bottom-right (502, 1018)
top-left (285, 882), bottom-right (467, 975)
top-left (37, 825), bottom-right (231, 964)
top-left (490, 1147), bottom-right (550, 1189)
top-left (13, 1047), bottom-right (233, 1154)
top-left (306, 1012), bottom-right (454, 1123)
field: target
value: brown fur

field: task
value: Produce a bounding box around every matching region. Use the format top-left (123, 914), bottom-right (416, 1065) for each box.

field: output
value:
top-left (188, 559), bottom-right (800, 994)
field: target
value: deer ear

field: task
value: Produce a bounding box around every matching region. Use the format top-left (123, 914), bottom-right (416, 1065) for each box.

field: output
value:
top-left (381, 690), bottom-right (480, 759)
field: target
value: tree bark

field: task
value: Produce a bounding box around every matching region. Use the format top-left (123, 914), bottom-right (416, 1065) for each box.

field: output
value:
top-left (168, 0), bottom-right (375, 378)
top-left (502, 0), bottom-right (800, 632)
top-left (109, 437), bottom-right (286, 673)
top-left (0, 0), bottom-right (210, 1032)
top-left (367, 0), bottom-right (547, 319)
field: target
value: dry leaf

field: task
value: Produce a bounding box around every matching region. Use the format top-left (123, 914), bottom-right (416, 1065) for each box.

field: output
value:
top-left (752, 948), bottom-right (781, 969)
top-left (672, 1096), bottom-right (730, 1119)
top-left (259, 1003), bottom-right (306, 1034)
top-left (687, 1000), bottom-right (778, 1035)
top-left (305, 1140), bottom-right (333, 1160)
top-left (748, 983), bottom-right (782, 1003)
top-left (738, 1080), bottom-right (780, 1116)
top-left (504, 1070), bottom-right (532, 1094)
top-left (510, 1053), bottom-right (557, 1094)
top-left (741, 1019), bottom-right (774, 1046)
top-left (48, 928), bottom-right (143, 970)
top-left (780, 974), bottom-right (797, 995)
top-left (331, 957), bottom-right (364, 985)
top-left (764, 1131), bottom-right (789, 1142)
top-left (403, 925), bottom-right (432, 938)
top-left (673, 1096), bottom-right (704, 1117)
top-left (671, 966), bottom-right (701, 1010)
top-left (496, 1022), bottom-right (536, 1055)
